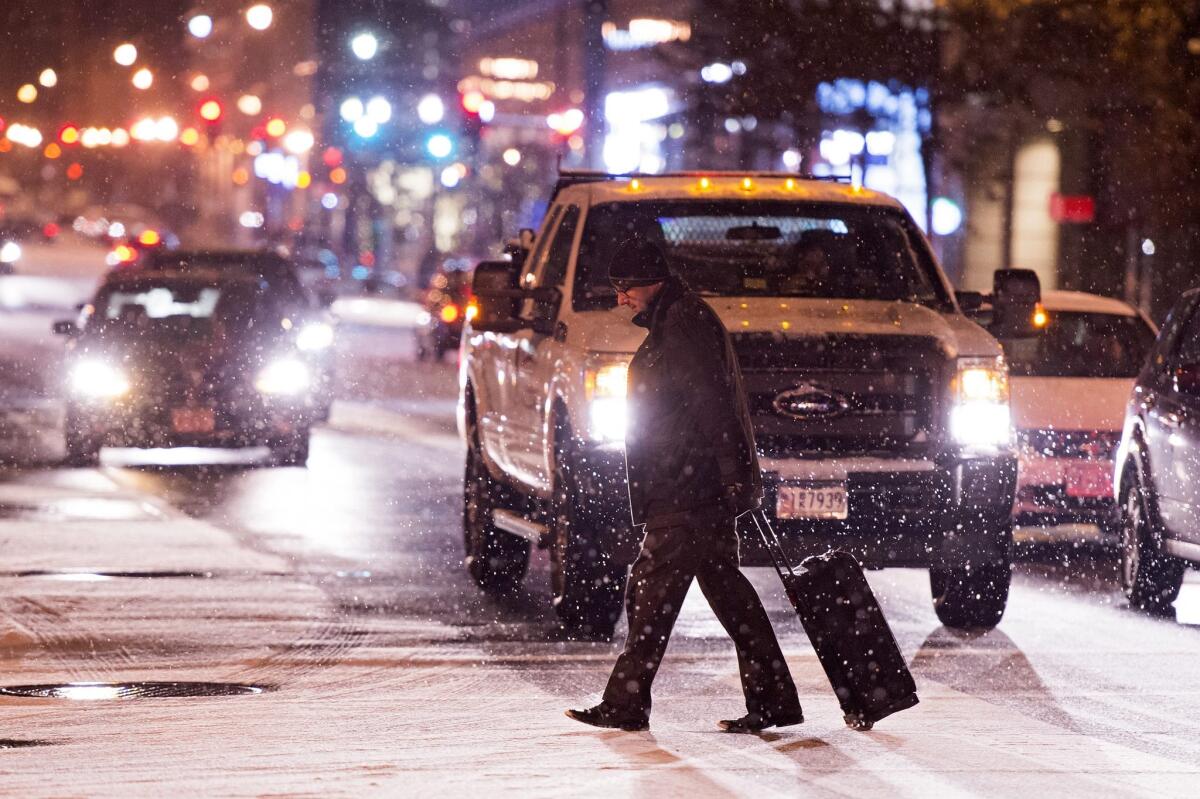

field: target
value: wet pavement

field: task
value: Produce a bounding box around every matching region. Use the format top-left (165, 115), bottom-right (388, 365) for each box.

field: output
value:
top-left (0, 293), bottom-right (1198, 796)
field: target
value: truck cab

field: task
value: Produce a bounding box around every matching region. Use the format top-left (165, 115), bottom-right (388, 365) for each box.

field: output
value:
top-left (459, 172), bottom-right (1017, 638)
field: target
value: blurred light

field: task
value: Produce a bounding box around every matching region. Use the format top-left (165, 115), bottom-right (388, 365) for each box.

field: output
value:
top-left (283, 128), bottom-right (314, 154)
top-left (179, 127), bottom-right (200, 146)
top-left (253, 152), bottom-right (300, 187)
top-left (456, 75), bottom-right (553, 103)
top-left (188, 14), bottom-right (213, 38)
top-left (353, 117), bottom-right (379, 138)
top-left (1142, 238), bottom-right (1156, 256)
top-left (819, 137), bottom-right (850, 166)
top-left (478, 101), bottom-right (495, 123)
top-left (130, 118), bottom-right (156, 141)
top-left (113, 43), bottom-right (137, 66)
top-left (782, 149), bottom-right (801, 170)
top-left (701, 62), bottom-right (733, 83)
top-left (547, 107), bottom-right (584, 136)
top-left (426, 133), bottom-right (453, 159)
top-left (239, 211), bottom-right (265, 229)
top-left (439, 304), bottom-right (460, 323)
top-left (246, 4), bottom-right (273, 30)
top-left (724, 118), bottom-right (741, 133)
top-left (17, 84), bottom-right (37, 103)
top-left (245, 141), bottom-right (263, 156)
top-left (629, 178), bottom-right (642, 191)
top-left (784, 177), bottom-right (796, 190)
top-left (866, 130), bottom-right (896, 156)
top-left (441, 162), bottom-right (467, 188)
top-left (255, 358), bottom-right (310, 395)
top-left (417, 94), bottom-right (445, 124)
top-left (1032, 304), bottom-right (1048, 328)
top-left (265, 117), bottom-right (286, 137)
top-left (38, 69), bottom-right (57, 88)
top-left (138, 229), bottom-right (161, 246)
top-left (69, 360), bottom-right (130, 399)
top-left (602, 19), bottom-right (690, 51)
top-left (58, 124), bottom-right (80, 145)
top-left (231, 167), bottom-right (249, 185)
top-left (350, 32), bottom-right (378, 60)
top-left (296, 171), bottom-right (311, 189)
top-left (66, 162), bottom-right (84, 181)
top-left (366, 96), bottom-right (391, 123)
top-left (43, 142), bottom-right (61, 159)
top-left (465, 302), bottom-right (478, 322)
top-left (111, 128), bottom-right (130, 147)
top-left (339, 97), bottom-right (364, 122)
top-left (833, 128), bottom-right (865, 155)
top-left (5, 123), bottom-right (43, 148)
top-left (931, 197), bottom-right (963, 236)
top-left (0, 242), bottom-right (21, 263)
top-left (43, 222), bottom-right (59, 238)
top-left (732, 60), bottom-right (747, 75)
top-left (107, 243), bottom-right (135, 265)
top-left (237, 94), bottom-right (262, 115)
top-left (322, 147), bottom-right (342, 168)
top-left (154, 116), bottom-right (178, 142)
top-left (190, 74), bottom-right (210, 92)
top-left (132, 68), bottom-right (153, 90)
top-left (199, 99), bottom-right (223, 122)
top-left (108, 222), bottom-right (126, 239)
top-left (321, 192), bottom-right (339, 209)
top-left (502, 147), bottom-right (521, 166)
top-left (478, 57), bottom-right (539, 80)
top-left (740, 177), bottom-right (754, 191)
top-left (329, 167), bottom-right (347, 185)
top-left (296, 322), bottom-right (334, 351)
top-left (461, 90), bottom-right (485, 113)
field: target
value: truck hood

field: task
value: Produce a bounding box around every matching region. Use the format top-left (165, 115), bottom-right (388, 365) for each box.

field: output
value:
top-left (1011, 376), bottom-right (1133, 432)
top-left (571, 297), bottom-right (1000, 359)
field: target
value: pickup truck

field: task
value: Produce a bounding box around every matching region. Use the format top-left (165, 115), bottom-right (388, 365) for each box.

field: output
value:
top-left (458, 171), bottom-right (1018, 638)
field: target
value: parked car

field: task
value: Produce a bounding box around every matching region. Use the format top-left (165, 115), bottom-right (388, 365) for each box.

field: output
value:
top-left (460, 171), bottom-right (1018, 637)
top-left (415, 266), bottom-right (474, 361)
top-left (986, 289), bottom-right (1156, 544)
top-left (54, 259), bottom-right (333, 466)
top-left (1114, 287), bottom-right (1200, 612)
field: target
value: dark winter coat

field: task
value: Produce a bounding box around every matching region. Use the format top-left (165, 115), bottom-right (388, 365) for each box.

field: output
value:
top-left (623, 276), bottom-right (763, 526)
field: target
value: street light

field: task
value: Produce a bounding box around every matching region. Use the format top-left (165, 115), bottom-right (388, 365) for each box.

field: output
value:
top-left (353, 117), bottom-right (379, 138)
top-left (339, 97), bottom-right (364, 122)
top-left (38, 69), bottom-right (57, 88)
top-left (246, 4), bottom-right (273, 31)
top-left (417, 94), bottom-right (445, 124)
top-left (188, 15), bottom-right (213, 39)
top-left (366, 96), bottom-right (392, 124)
top-left (426, 133), bottom-right (453, 159)
top-left (132, 68), bottom-right (153, 90)
top-left (113, 43), bottom-right (137, 66)
top-left (16, 84), bottom-right (37, 103)
top-left (350, 32), bottom-right (378, 61)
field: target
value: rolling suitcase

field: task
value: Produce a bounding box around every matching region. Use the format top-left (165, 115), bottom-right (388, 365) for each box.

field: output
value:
top-left (748, 510), bottom-right (919, 730)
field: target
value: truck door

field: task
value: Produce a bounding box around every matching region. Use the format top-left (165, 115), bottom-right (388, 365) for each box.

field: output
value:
top-left (1151, 297), bottom-right (1200, 542)
top-left (506, 204), bottom-right (581, 490)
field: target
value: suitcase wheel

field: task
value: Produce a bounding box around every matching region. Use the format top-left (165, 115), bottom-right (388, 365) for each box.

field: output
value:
top-left (844, 713), bottom-right (874, 731)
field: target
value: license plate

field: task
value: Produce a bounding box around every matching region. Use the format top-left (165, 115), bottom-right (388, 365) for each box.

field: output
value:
top-left (171, 407), bottom-right (215, 434)
top-left (776, 483), bottom-right (848, 520)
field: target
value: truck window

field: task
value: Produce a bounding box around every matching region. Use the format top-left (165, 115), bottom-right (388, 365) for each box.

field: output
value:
top-left (572, 200), bottom-right (949, 311)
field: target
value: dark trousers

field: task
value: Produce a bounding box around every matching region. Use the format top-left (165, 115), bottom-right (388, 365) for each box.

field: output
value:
top-left (602, 510), bottom-right (801, 719)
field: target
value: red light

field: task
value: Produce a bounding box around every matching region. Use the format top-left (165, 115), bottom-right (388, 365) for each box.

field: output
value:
top-left (199, 99), bottom-right (223, 122)
top-left (0, 116), bottom-right (6, 133)
top-left (461, 90), bottom-right (485, 114)
top-left (43, 222), bottom-right (60, 238)
top-left (322, 147), bottom-right (343, 168)
top-left (65, 162), bottom-right (84, 181)
top-left (58, 124), bottom-right (80, 145)
top-left (440, 304), bottom-right (460, 324)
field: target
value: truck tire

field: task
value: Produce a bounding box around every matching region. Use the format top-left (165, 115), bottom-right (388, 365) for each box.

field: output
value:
top-left (1120, 478), bottom-right (1185, 613)
top-left (549, 422), bottom-right (626, 639)
top-left (930, 514), bottom-right (1011, 629)
top-left (463, 425), bottom-right (529, 593)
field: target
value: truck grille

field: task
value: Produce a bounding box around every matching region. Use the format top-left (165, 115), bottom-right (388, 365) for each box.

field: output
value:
top-left (732, 332), bottom-right (949, 456)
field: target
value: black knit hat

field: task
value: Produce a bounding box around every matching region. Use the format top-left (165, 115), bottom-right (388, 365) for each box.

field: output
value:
top-left (608, 237), bottom-right (670, 285)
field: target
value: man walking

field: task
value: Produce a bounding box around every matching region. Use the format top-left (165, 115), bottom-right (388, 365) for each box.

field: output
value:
top-left (566, 238), bottom-right (802, 734)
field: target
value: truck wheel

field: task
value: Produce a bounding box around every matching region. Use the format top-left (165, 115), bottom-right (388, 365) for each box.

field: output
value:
top-left (64, 424), bottom-right (101, 467)
top-left (1120, 480), bottom-right (1184, 613)
top-left (549, 424), bottom-right (625, 640)
top-left (463, 428), bottom-right (529, 593)
top-left (930, 513), bottom-right (1011, 631)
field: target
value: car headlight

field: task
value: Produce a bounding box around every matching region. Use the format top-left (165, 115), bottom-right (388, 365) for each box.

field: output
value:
top-left (256, 358), bottom-right (311, 395)
top-left (949, 357), bottom-right (1011, 449)
top-left (0, 241), bottom-right (20, 264)
top-left (295, 322), bottom-right (334, 351)
top-left (585, 358), bottom-right (629, 443)
top-left (69, 360), bottom-right (131, 399)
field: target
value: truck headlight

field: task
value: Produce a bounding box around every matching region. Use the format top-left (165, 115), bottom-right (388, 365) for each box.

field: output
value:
top-left (949, 357), bottom-right (1011, 449)
top-left (585, 359), bottom-right (629, 443)
top-left (295, 322), bottom-right (335, 351)
top-left (256, 358), bottom-right (311, 395)
top-left (69, 359), bottom-right (131, 399)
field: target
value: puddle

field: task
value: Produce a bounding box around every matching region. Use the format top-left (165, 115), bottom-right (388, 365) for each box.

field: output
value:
top-left (0, 682), bottom-right (274, 700)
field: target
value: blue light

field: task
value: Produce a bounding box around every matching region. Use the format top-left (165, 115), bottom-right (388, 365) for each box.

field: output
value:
top-left (426, 133), bottom-right (453, 159)
top-left (351, 265), bottom-right (370, 280)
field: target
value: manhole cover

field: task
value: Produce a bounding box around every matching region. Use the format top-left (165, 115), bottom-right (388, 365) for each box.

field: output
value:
top-left (0, 682), bottom-right (272, 700)
top-left (0, 739), bottom-right (54, 749)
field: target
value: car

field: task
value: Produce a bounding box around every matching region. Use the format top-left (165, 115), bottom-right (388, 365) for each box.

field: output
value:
top-left (53, 263), bottom-right (334, 466)
top-left (415, 265), bottom-right (475, 361)
top-left (981, 288), bottom-right (1157, 545)
top-left (459, 170), bottom-right (1018, 637)
top-left (1114, 287), bottom-right (1200, 612)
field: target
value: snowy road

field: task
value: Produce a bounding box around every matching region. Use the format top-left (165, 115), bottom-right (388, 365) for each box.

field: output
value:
top-left (0, 270), bottom-right (1198, 796)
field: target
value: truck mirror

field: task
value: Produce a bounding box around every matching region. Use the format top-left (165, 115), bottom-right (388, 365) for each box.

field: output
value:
top-left (470, 260), bottom-right (522, 332)
top-left (955, 290), bottom-right (985, 313)
top-left (990, 268), bottom-right (1041, 335)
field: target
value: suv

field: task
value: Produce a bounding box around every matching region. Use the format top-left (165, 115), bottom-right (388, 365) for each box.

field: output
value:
top-left (1114, 287), bottom-right (1200, 612)
top-left (459, 172), bottom-right (1017, 636)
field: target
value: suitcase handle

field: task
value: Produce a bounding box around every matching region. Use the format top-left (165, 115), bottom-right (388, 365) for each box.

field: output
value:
top-left (748, 510), bottom-right (797, 582)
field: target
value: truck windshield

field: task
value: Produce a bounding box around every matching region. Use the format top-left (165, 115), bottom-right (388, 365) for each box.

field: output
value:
top-left (998, 311), bottom-right (1155, 378)
top-left (573, 200), bottom-right (948, 310)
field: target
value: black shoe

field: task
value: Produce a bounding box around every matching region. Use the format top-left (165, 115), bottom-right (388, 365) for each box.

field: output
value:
top-left (718, 709), bottom-right (804, 733)
top-left (565, 703), bottom-right (649, 731)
